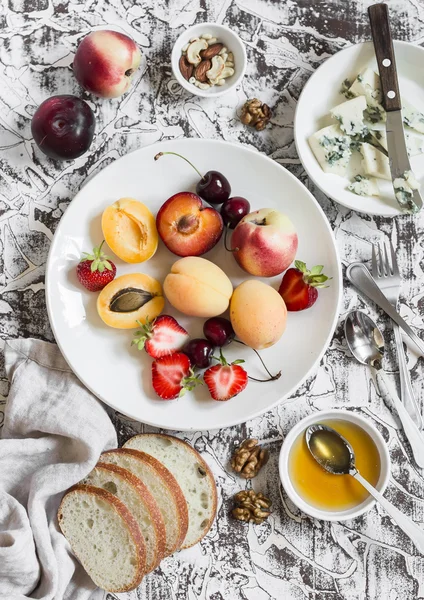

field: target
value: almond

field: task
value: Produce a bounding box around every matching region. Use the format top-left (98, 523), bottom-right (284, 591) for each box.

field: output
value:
top-left (179, 55), bottom-right (193, 81)
top-left (200, 43), bottom-right (224, 60)
top-left (194, 59), bottom-right (212, 83)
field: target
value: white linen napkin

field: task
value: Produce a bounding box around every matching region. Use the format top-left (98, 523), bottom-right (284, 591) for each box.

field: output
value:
top-left (0, 338), bottom-right (118, 600)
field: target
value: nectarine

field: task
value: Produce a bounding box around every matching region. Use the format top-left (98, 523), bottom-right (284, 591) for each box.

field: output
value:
top-left (156, 192), bottom-right (223, 256)
top-left (164, 257), bottom-right (233, 318)
top-left (231, 208), bottom-right (298, 277)
top-left (230, 280), bottom-right (287, 349)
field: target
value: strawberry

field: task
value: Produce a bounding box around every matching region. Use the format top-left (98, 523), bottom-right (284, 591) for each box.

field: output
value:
top-left (76, 240), bottom-right (116, 292)
top-left (203, 350), bottom-right (248, 401)
top-left (151, 352), bottom-right (202, 400)
top-left (132, 315), bottom-right (189, 359)
top-left (278, 260), bottom-right (330, 311)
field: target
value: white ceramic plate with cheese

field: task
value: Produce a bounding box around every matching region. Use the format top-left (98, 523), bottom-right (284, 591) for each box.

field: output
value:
top-left (295, 41), bottom-right (424, 216)
top-left (46, 139), bottom-right (342, 431)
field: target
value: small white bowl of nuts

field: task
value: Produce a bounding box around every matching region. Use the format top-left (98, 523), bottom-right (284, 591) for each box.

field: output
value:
top-left (171, 22), bottom-right (247, 97)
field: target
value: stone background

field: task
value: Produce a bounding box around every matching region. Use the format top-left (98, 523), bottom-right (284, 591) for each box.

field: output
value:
top-left (1, 0), bottom-right (424, 598)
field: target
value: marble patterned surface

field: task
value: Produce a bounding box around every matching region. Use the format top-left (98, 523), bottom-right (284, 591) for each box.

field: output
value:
top-left (1, 0), bottom-right (424, 598)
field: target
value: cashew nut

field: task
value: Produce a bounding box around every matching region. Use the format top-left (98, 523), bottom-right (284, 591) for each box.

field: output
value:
top-left (206, 55), bottom-right (225, 82)
top-left (186, 39), bottom-right (208, 65)
top-left (221, 67), bottom-right (235, 79)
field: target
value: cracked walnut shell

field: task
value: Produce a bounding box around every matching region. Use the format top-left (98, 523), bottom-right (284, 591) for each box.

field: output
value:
top-left (231, 438), bottom-right (269, 479)
top-left (240, 98), bottom-right (272, 131)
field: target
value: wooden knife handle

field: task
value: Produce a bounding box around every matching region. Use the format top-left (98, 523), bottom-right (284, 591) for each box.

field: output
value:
top-left (368, 3), bottom-right (401, 112)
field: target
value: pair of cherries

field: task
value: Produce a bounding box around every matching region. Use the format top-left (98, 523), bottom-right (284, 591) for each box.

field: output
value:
top-left (155, 152), bottom-right (250, 228)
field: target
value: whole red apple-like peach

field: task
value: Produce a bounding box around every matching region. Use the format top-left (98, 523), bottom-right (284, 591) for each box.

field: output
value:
top-left (73, 30), bottom-right (141, 99)
top-left (231, 208), bottom-right (298, 277)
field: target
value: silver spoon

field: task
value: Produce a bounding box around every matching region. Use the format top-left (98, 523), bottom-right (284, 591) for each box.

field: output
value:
top-left (305, 423), bottom-right (424, 553)
top-left (344, 310), bottom-right (424, 469)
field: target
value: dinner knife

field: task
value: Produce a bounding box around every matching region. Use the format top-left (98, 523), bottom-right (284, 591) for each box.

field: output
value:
top-left (368, 3), bottom-right (423, 213)
top-left (346, 262), bottom-right (424, 357)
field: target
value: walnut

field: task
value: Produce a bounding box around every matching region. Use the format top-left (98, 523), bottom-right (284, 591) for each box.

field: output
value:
top-left (231, 438), bottom-right (269, 479)
top-left (240, 98), bottom-right (272, 131)
top-left (231, 490), bottom-right (272, 524)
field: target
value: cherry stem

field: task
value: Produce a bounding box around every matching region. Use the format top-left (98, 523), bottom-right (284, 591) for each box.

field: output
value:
top-left (224, 226), bottom-right (238, 252)
top-left (154, 151), bottom-right (205, 181)
top-left (234, 339), bottom-right (281, 381)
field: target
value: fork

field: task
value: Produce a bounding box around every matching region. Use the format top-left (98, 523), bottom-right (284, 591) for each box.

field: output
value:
top-left (371, 241), bottom-right (423, 430)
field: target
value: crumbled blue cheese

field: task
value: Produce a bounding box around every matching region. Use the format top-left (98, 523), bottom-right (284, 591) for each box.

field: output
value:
top-left (402, 100), bottom-right (424, 134)
top-left (308, 125), bottom-right (352, 176)
top-left (393, 170), bottom-right (421, 212)
top-left (359, 142), bottom-right (391, 180)
top-left (331, 96), bottom-right (368, 136)
top-left (348, 174), bottom-right (380, 197)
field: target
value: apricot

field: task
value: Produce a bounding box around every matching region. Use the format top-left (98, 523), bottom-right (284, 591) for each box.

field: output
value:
top-left (97, 273), bottom-right (164, 329)
top-left (102, 198), bottom-right (158, 263)
top-left (163, 257), bottom-right (233, 318)
top-left (230, 280), bottom-right (287, 349)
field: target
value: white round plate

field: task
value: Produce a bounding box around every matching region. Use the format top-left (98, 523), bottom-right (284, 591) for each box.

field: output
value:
top-left (46, 139), bottom-right (342, 431)
top-left (295, 41), bottom-right (424, 217)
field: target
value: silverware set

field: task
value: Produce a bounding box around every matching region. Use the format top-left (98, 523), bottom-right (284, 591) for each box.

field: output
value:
top-left (346, 240), bottom-right (424, 465)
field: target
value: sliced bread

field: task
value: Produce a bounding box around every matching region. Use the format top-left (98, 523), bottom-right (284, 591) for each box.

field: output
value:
top-left (101, 448), bottom-right (189, 554)
top-left (57, 484), bottom-right (145, 593)
top-left (80, 462), bottom-right (166, 572)
top-left (123, 434), bottom-right (217, 548)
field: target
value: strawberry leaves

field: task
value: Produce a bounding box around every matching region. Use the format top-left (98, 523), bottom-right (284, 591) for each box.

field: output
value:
top-left (81, 240), bottom-right (113, 273)
top-left (294, 260), bottom-right (331, 289)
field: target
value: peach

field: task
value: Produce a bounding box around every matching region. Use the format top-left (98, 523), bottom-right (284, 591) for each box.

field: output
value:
top-left (97, 273), bottom-right (164, 329)
top-left (73, 30), bottom-right (141, 99)
top-left (230, 280), bottom-right (287, 349)
top-left (231, 208), bottom-right (298, 277)
top-left (164, 257), bottom-right (233, 318)
top-left (102, 198), bottom-right (158, 263)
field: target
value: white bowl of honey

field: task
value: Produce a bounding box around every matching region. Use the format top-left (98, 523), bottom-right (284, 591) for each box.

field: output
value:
top-left (279, 410), bottom-right (390, 521)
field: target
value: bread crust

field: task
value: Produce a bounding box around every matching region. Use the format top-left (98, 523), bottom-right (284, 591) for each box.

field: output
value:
top-left (102, 448), bottom-right (189, 553)
top-left (123, 433), bottom-right (218, 549)
top-left (83, 462), bottom-right (166, 571)
top-left (57, 484), bottom-right (146, 592)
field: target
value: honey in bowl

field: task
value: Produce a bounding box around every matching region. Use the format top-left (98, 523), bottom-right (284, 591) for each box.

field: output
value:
top-left (288, 419), bottom-right (381, 511)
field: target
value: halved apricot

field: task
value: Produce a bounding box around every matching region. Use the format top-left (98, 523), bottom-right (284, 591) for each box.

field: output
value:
top-left (102, 198), bottom-right (158, 263)
top-left (97, 273), bottom-right (164, 329)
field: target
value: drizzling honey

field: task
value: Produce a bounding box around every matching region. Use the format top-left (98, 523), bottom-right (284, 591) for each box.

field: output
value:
top-left (289, 419), bottom-right (381, 511)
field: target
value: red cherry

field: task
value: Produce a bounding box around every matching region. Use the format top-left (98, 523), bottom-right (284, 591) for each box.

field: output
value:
top-left (221, 197), bottom-right (250, 229)
top-left (203, 317), bottom-right (235, 347)
top-left (183, 339), bottom-right (215, 368)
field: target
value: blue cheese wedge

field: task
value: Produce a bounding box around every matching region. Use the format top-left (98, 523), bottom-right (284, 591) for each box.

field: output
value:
top-left (308, 125), bottom-right (352, 176)
top-left (406, 132), bottom-right (424, 156)
top-left (348, 174), bottom-right (379, 196)
top-left (402, 100), bottom-right (424, 134)
top-left (393, 170), bottom-right (421, 211)
top-left (369, 129), bottom-right (424, 157)
top-left (359, 142), bottom-right (391, 180)
top-left (348, 69), bottom-right (385, 124)
top-left (330, 96), bottom-right (368, 136)
top-left (369, 129), bottom-right (387, 151)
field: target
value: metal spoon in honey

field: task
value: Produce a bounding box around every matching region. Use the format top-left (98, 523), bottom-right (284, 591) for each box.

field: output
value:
top-left (305, 424), bottom-right (424, 553)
